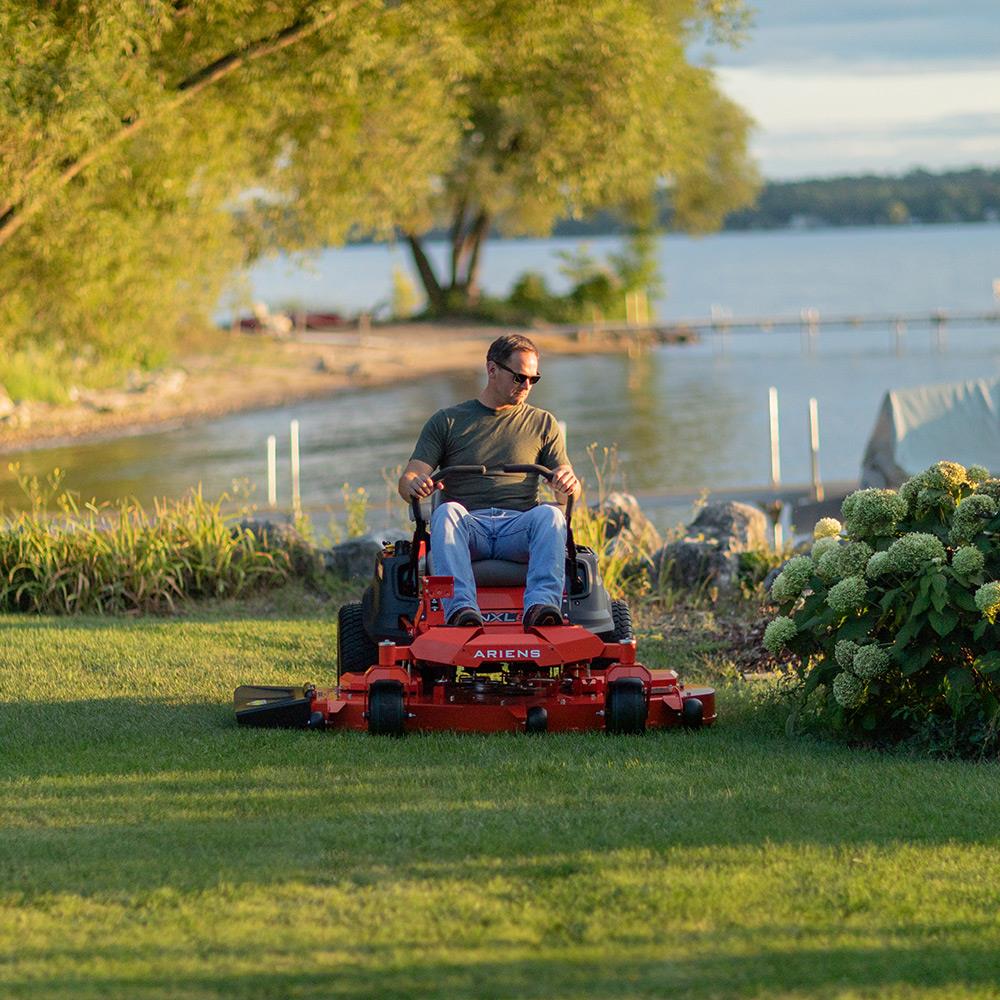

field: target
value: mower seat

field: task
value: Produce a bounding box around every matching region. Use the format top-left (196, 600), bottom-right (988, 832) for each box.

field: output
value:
top-left (425, 551), bottom-right (528, 586)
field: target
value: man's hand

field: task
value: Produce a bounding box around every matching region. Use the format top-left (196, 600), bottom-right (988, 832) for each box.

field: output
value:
top-left (406, 472), bottom-right (440, 501)
top-left (550, 465), bottom-right (580, 499)
top-left (398, 460), bottom-right (441, 502)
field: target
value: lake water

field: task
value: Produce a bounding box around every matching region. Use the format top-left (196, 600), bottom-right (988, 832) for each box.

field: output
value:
top-left (4, 224), bottom-right (1000, 527)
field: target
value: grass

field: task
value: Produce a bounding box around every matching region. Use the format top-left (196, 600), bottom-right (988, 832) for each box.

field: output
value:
top-left (4, 589), bottom-right (1000, 998)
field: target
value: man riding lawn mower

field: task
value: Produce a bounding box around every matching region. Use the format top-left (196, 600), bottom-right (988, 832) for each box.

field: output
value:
top-left (234, 336), bottom-right (714, 735)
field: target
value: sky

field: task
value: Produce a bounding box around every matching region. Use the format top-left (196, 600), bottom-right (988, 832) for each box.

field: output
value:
top-left (704, 1), bottom-right (1000, 180)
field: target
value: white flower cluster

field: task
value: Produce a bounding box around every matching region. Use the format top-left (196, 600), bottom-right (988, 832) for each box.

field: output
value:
top-left (952, 545), bottom-right (985, 577)
top-left (841, 489), bottom-right (907, 539)
top-left (834, 639), bottom-right (859, 669)
top-left (968, 464), bottom-right (991, 483)
top-left (899, 462), bottom-right (969, 514)
top-left (826, 575), bottom-right (868, 615)
top-left (770, 555), bottom-right (815, 604)
top-left (883, 533), bottom-right (946, 575)
top-left (813, 517), bottom-right (842, 540)
top-left (812, 536), bottom-right (840, 561)
top-left (974, 582), bottom-right (1000, 624)
top-left (763, 615), bottom-right (797, 654)
top-left (833, 671), bottom-right (866, 708)
top-left (816, 541), bottom-right (873, 583)
top-left (948, 494), bottom-right (998, 546)
top-left (852, 645), bottom-right (890, 680)
top-left (865, 550), bottom-right (890, 579)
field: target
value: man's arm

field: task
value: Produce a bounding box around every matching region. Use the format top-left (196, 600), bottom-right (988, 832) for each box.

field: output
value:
top-left (398, 459), bottom-right (439, 502)
top-left (550, 464), bottom-right (581, 501)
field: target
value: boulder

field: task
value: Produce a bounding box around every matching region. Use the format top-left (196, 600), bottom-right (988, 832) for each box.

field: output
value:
top-left (238, 518), bottom-right (323, 578)
top-left (591, 491), bottom-right (662, 558)
top-left (325, 530), bottom-right (410, 581)
top-left (653, 501), bottom-right (770, 592)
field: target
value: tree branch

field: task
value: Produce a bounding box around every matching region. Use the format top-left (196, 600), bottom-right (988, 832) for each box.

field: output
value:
top-left (0, 5), bottom-right (355, 251)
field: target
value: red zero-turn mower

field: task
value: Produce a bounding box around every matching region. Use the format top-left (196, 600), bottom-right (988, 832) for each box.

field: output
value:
top-left (234, 465), bottom-right (716, 735)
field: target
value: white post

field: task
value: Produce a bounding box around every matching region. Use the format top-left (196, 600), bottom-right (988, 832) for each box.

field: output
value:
top-left (768, 387), bottom-right (781, 487)
top-left (893, 318), bottom-right (906, 356)
top-left (267, 435), bottom-right (277, 508)
top-left (290, 420), bottom-right (301, 519)
top-left (809, 397), bottom-right (824, 502)
top-left (769, 386), bottom-right (782, 551)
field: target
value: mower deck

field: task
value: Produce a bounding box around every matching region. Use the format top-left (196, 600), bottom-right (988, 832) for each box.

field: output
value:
top-left (235, 619), bottom-right (715, 734)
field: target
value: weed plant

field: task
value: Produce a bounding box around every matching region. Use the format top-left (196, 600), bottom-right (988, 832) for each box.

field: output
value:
top-left (0, 467), bottom-right (289, 615)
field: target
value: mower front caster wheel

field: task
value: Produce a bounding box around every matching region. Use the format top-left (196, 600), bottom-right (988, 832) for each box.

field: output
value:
top-left (605, 678), bottom-right (647, 735)
top-left (682, 697), bottom-right (704, 729)
top-left (367, 681), bottom-right (406, 736)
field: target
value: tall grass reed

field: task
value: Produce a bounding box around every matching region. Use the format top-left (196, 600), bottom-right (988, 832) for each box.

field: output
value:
top-left (0, 467), bottom-right (289, 614)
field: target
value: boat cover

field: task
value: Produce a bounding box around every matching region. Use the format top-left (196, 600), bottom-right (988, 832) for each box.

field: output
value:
top-left (860, 377), bottom-right (1000, 488)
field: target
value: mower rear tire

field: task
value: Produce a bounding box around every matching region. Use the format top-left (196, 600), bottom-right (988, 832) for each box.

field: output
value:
top-left (338, 602), bottom-right (378, 679)
top-left (605, 678), bottom-right (647, 734)
top-left (368, 681), bottom-right (405, 736)
top-left (610, 599), bottom-right (633, 641)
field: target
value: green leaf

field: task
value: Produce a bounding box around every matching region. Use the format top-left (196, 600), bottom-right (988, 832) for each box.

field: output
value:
top-left (973, 620), bottom-right (989, 640)
top-left (950, 586), bottom-right (979, 613)
top-left (929, 607), bottom-right (959, 637)
top-left (975, 651), bottom-right (1000, 675)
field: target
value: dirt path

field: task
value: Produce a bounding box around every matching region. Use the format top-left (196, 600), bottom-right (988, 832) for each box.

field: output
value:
top-left (0, 323), bottom-right (620, 455)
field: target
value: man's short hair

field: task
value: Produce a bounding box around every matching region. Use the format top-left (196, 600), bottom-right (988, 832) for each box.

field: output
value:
top-left (487, 334), bottom-right (539, 366)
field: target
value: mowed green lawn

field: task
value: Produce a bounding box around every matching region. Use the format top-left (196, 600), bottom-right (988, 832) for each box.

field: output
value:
top-left (3, 597), bottom-right (1000, 999)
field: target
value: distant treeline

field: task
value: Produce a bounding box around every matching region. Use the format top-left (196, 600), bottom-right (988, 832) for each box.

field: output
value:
top-left (551, 168), bottom-right (1000, 236)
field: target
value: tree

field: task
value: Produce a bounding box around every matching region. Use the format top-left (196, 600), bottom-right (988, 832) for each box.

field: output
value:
top-left (0, 1), bottom-right (458, 370)
top-left (390, 0), bottom-right (759, 312)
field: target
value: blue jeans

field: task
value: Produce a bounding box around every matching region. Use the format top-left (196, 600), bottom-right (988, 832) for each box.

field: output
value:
top-left (430, 502), bottom-right (567, 619)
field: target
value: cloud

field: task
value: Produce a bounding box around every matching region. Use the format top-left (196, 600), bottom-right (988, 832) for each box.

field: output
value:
top-left (716, 1), bottom-right (1000, 68)
top-left (700, 4), bottom-right (1000, 178)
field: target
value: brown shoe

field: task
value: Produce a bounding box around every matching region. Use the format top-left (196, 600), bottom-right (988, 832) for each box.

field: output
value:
top-left (447, 606), bottom-right (484, 627)
top-left (524, 604), bottom-right (562, 627)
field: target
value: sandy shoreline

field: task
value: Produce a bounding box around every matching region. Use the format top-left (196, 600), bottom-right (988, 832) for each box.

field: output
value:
top-left (0, 323), bottom-right (622, 456)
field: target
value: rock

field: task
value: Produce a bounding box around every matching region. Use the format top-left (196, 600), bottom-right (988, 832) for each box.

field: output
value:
top-left (690, 500), bottom-right (770, 551)
top-left (238, 518), bottom-right (323, 578)
top-left (326, 530), bottom-right (410, 580)
top-left (590, 491), bottom-right (662, 557)
top-left (0, 384), bottom-right (14, 420)
top-left (652, 501), bottom-right (770, 592)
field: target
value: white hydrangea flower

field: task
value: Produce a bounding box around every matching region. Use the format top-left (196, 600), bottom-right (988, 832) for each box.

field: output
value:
top-left (841, 489), bottom-right (907, 539)
top-left (952, 546), bottom-right (985, 577)
top-left (968, 464), bottom-right (990, 483)
top-left (853, 645), bottom-right (890, 680)
top-left (834, 639), bottom-right (859, 670)
top-left (949, 494), bottom-right (998, 546)
top-left (811, 536), bottom-right (840, 561)
top-left (974, 582), bottom-right (1000, 624)
top-left (763, 615), bottom-right (797, 654)
top-left (770, 555), bottom-right (814, 603)
top-left (866, 551), bottom-right (890, 579)
top-left (885, 533), bottom-right (946, 575)
top-left (833, 671), bottom-right (866, 709)
top-left (813, 517), bottom-right (842, 540)
top-left (827, 575), bottom-right (868, 615)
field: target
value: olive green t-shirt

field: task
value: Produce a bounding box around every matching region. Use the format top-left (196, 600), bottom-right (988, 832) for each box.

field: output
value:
top-left (409, 399), bottom-right (569, 511)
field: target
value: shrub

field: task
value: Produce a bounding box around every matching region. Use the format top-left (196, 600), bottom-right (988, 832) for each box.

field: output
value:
top-left (764, 460), bottom-right (1000, 756)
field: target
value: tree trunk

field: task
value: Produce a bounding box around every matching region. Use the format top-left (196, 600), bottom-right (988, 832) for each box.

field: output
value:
top-left (406, 233), bottom-right (445, 313)
top-left (461, 210), bottom-right (491, 303)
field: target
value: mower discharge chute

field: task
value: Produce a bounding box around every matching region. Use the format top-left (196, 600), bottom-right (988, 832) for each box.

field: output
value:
top-left (235, 465), bottom-right (715, 735)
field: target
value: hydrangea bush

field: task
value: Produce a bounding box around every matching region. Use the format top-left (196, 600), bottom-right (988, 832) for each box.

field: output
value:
top-left (764, 461), bottom-right (1000, 754)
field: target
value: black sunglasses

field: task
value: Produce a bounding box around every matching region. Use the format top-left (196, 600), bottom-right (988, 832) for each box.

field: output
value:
top-left (495, 360), bottom-right (541, 385)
